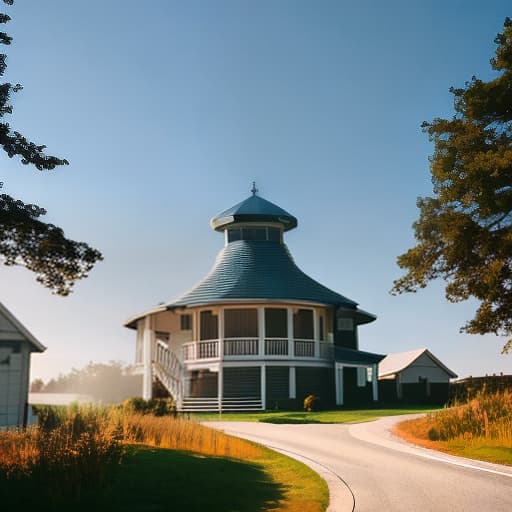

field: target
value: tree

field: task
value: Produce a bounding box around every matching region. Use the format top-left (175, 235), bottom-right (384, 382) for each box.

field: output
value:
top-left (32, 361), bottom-right (142, 403)
top-left (392, 18), bottom-right (512, 354)
top-left (0, 0), bottom-right (101, 295)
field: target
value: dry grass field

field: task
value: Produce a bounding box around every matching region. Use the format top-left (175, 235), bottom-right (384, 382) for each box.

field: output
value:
top-left (395, 389), bottom-right (512, 465)
top-left (0, 403), bottom-right (328, 511)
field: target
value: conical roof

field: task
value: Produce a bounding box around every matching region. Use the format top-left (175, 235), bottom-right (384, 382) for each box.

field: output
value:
top-left (168, 239), bottom-right (363, 311)
top-left (211, 194), bottom-right (298, 231)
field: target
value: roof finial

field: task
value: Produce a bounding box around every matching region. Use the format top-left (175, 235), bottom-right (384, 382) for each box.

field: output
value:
top-left (251, 181), bottom-right (258, 196)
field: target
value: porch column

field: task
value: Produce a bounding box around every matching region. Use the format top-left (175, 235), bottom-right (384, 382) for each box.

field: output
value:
top-left (261, 364), bottom-right (266, 410)
top-left (219, 308), bottom-right (225, 360)
top-left (289, 366), bottom-right (296, 399)
top-left (218, 364), bottom-right (223, 412)
top-left (258, 307), bottom-right (265, 356)
top-left (372, 363), bottom-right (379, 402)
top-left (287, 308), bottom-right (294, 357)
top-left (142, 315), bottom-right (154, 400)
top-left (313, 309), bottom-right (320, 358)
top-left (335, 363), bottom-right (344, 406)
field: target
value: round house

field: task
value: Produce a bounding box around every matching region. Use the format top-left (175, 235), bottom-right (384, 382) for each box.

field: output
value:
top-left (125, 190), bottom-right (384, 411)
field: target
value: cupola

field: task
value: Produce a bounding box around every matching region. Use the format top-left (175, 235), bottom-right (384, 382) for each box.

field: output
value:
top-left (210, 183), bottom-right (297, 244)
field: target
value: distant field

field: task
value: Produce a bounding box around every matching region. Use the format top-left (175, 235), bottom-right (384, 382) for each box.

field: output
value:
top-left (195, 406), bottom-right (436, 424)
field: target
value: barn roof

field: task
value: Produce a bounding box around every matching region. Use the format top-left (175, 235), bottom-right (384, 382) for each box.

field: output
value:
top-left (378, 348), bottom-right (457, 379)
top-left (0, 302), bottom-right (46, 352)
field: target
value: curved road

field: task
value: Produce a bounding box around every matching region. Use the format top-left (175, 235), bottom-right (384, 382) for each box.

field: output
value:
top-left (207, 416), bottom-right (512, 511)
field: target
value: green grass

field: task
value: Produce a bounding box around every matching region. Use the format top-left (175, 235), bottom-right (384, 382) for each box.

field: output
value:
top-left (84, 445), bottom-right (327, 512)
top-left (445, 442), bottom-right (512, 466)
top-left (196, 405), bottom-right (436, 424)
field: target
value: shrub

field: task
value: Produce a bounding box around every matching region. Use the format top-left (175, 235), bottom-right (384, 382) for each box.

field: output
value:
top-left (120, 397), bottom-right (175, 416)
top-left (303, 394), bottom-right (320, 412)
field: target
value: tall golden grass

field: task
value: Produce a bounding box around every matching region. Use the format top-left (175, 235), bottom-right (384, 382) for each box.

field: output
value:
top-left (397, 389), bottom-right (512, 450)
top-left (427, 389), bottom-right (512, 444)
top-left (0, 403), bottom-right (262, 505)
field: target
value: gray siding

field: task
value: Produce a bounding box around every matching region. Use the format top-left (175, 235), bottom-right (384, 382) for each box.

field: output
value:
top-left (296, 367), bottom-right (334, 406)
top-left (224, 367), bottom-right (261, 398)
top-left (266, 366), bottom-right (289, 405)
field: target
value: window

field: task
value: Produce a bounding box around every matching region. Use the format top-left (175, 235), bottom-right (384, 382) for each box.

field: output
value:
top-left (319, 316), bottom-right (324, 340)
top-left (265, 308), bottom-right (287, 338)
top-left (224, 309), bottom-right (258, 338)
top-left (180, 314), bottom-right (192, 331)
top-left (242, 227), bottom-right (266, 240)
top-left (226, 226), bottom-right (283, 243)
top-left (227, 228), bottom-right (242, 243)
top-left (200, 311), bottom-right (218, 340)
top-left (357, 367), bottom-right (367, 387)
top-left (267, 227), bottom-right (281, 242)
top-left (337, 318), bottom-right (353, 331)
top-left (293, 309), bottom-right (314, 339)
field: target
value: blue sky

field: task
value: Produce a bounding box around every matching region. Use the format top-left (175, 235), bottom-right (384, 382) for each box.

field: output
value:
top-left (1, 1), bottom-right (510, 381)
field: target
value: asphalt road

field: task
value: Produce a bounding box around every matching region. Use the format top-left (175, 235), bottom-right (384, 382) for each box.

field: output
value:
top-left (206, 416), bottom-right (512, 512)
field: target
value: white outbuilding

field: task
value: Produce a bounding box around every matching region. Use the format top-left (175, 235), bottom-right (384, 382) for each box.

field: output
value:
top-left (0, 302), bottom-right (45, 427)
top-left (378, 348), bottom-right (457, 404)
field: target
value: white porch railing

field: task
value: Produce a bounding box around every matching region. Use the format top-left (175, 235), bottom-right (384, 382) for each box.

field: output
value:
top-left (182, 338), bottom-right (335, 361)
top-left (224, 338), bottom-right (259, 356)
top-left (294, 339), bottom-right (315, 357)
top-left (320, 342), bottom-right (335, 360)
top-left (183, 339), bottom-right (218, 360)
top-left (265, 338), bottom-right (288, 356)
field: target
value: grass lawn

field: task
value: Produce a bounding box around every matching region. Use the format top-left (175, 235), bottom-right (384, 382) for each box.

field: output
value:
top-left (82, 445), bottom-right (328, 512)
top-left (196, 405), bottom-right (435, 424)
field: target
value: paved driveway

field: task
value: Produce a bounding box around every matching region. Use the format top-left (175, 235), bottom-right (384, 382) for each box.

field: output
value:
top-left (206, 416), bottom-right (512, 512)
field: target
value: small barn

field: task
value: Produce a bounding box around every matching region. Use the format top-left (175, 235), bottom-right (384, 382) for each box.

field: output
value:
top-left (378, 348), bottom-right (457, 405)
top-left (0, 302), bottom-right (45, 427)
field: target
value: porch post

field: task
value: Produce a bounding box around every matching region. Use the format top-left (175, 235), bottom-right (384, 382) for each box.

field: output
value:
top-left (287, 308), bottom-right (294, 357)
top-left (218, 364), bottom-right (223, 412)
top-left (372, 363), bottom-right (379, 402)
top-left (313, 309), bottom-right (320, 358)
top-left (258, 307), bottom-right (265, 356)
top-left (219, 308), bottom-right (225, 360)
top-left (289, 366), bottom-right (296, 399)
top-left (260, 364), bottom-right (266, 410)
top-left (142, 315), bottom-right (154, 400)
top-left (335, 363), bottom-right (344, 406)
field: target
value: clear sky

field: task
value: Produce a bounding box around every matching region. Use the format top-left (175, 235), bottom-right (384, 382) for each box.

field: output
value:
top-left (1, 0), bottom-right (511, 382)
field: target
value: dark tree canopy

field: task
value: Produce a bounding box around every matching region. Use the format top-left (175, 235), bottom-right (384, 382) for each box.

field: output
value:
top-left (0, 0), bottom-right (102, 295)
top-left (392, 18), bottom-right (512, 354)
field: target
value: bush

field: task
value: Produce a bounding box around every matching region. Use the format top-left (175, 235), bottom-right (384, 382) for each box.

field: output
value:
top-left (303, 394), bottom-right (320, 412)
top-left (120, 397), bottom-right (176, 416)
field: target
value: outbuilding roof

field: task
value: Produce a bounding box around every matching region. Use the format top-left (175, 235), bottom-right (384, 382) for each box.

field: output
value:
top-left (167, 240), bottom-right (372, 317)
top-left (378, 348), bottom-right (457, 379)
top-left (211, 194), bottom-right (298, 231)
top-left (0, 301), bottom-right (46, 352)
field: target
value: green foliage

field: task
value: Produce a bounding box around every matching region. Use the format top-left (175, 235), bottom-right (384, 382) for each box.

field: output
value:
top-left (0, 0), bottom-right (102, 295)
top-left (120, 397), bottom-right (176, 416)
top-left (392, 18), bottom-right (512, 353)
top-left (303, 394), bottom-right (321, 412)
